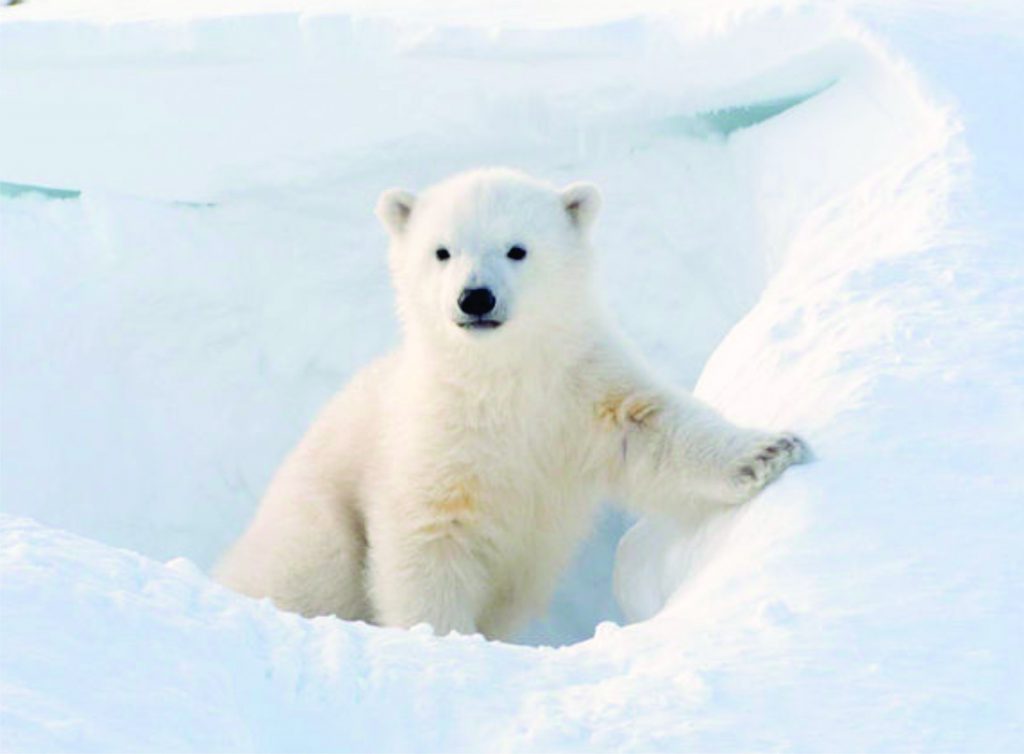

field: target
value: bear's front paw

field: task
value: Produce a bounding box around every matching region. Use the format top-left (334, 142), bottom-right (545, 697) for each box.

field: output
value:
top-left (731, 433), bottom-right (809, 500)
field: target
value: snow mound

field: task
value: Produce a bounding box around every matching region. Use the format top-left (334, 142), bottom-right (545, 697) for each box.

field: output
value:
top-left (2, 1), bottom-right (1022, 750)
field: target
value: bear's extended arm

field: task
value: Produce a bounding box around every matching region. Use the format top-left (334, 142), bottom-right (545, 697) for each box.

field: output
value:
top-left (596, 377), bottom-right (807, 517)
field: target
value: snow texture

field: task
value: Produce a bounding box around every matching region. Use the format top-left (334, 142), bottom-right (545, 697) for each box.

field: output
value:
top-left (1, 0), bottom-right (1022, 751)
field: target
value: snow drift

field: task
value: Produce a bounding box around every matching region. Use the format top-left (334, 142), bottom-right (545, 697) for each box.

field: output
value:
top-left (1, 1), bottom-right (1022, 751)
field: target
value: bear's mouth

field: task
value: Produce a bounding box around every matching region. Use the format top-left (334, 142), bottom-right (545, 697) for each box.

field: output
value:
top-left (458, 319), bottom-right (503, 331)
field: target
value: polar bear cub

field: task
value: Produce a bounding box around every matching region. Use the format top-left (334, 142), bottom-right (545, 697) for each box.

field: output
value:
top-left (215, 168), bottom-right (808, 639)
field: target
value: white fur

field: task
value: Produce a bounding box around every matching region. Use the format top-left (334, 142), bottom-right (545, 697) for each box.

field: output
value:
top-left (214, 168), bottom-right (807, 639)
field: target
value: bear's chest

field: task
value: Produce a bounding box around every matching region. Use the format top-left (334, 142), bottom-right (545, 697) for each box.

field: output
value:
top-left (393, 384), bottom-right (601, 534)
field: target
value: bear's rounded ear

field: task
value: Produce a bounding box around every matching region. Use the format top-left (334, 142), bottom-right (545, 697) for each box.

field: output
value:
top-left (560, 182), bottom-right (601, 232)
top-left (376, 188), bottom-right (416, 236)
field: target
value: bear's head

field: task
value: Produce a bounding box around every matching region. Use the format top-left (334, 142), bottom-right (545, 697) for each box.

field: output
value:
top-left (376, 168), bottom-right (601, 354)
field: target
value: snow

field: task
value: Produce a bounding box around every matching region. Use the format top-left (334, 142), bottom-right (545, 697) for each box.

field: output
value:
top-left (2, 0), bottom-right (1022, 751)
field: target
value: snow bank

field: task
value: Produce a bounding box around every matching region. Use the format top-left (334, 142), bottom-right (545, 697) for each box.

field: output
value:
top-left (2, 1), bottom-right (1022, 750)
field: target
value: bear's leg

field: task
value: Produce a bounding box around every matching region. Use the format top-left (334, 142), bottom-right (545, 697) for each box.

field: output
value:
top-left (607, 388), bottom-right (810, 515)
top-left (477, 585), bottom-right (538, 641)
top-left (214, 494), bottom-right (371, 620)
top-left (367, 525), bottom-right (490, 636)
top-left (215, 360), bottom-right (387, 619)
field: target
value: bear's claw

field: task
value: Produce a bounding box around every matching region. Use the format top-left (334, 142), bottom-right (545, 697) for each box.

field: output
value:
top-left (733, 433), bottom-right (809, 497)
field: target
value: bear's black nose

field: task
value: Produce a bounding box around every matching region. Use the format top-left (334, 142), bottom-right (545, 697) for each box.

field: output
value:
top-left (458, 287), bottom-right (496, 316)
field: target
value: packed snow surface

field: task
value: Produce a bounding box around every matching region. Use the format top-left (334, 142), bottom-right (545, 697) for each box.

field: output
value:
top-left (1, 0), bottom-right (1022, 751)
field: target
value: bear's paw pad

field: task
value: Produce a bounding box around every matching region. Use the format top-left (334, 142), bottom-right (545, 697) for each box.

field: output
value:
top-left (733, 433), bottom-right (809, 495)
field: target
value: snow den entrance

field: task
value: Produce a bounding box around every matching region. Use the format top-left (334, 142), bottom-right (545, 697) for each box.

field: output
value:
top-left (0, 7), bottom-right (947, 650)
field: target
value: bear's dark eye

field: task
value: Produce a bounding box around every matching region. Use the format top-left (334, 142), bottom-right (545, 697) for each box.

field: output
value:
top-left (507, 245), bottom-right (527, 261)
top-left (435, 247), bottom-right (450, 261)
